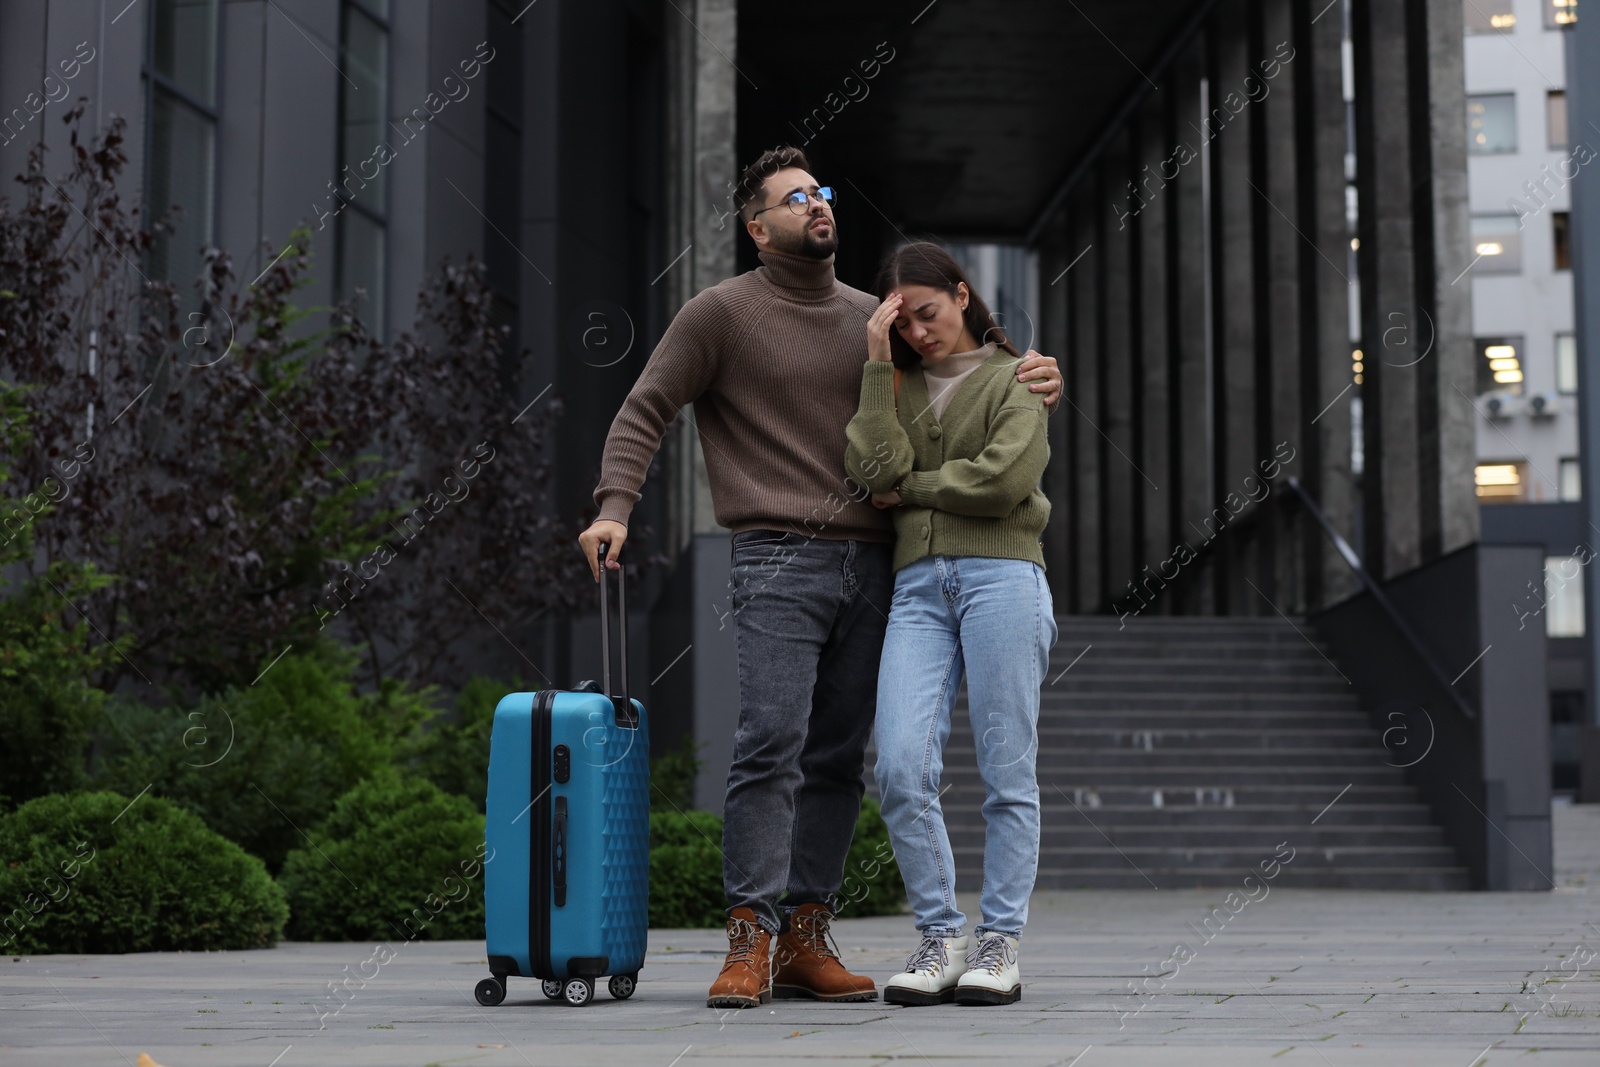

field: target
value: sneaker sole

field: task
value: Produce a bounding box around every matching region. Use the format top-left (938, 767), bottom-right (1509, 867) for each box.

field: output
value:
top-left (771, 985), bottom-right (878, 1002)
top-left (706, 991), bottom-right (771, 1008)
top-left (954, 985), bottom-right (1021, 1006)
top-left (884, 985), bottom-right (956, 1007)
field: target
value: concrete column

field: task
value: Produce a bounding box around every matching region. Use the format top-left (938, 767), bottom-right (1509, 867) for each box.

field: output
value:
top-left (1038, 219), bottom-right (1074, 594)
top-left (1172, 41), bottom-right (1214, 615)
top-left (1135, 97), bottom-right (1173, 581)
top-left (1410, 0), bottom-right (1477, 558)
top-left (1205, 0), bottom-right (1261, 615)
top-left (1068, 191), bottom-right (1103, 613)
top-left (1100, 135), bottom-right (1137, 606)
top-left (1352, 0), bottom-right (1422, 581)
top-left (1291, 0), bottom-right (1358, 612)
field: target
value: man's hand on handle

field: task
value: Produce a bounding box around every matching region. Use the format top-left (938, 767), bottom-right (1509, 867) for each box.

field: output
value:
top-left (578, 519), bottom-right (629, 582)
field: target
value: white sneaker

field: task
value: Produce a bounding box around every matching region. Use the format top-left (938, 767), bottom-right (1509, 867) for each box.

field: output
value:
top-left (884, 933), bottom-right (969, 1006)
top-left (954, 933), bottom-right (1021, 1005)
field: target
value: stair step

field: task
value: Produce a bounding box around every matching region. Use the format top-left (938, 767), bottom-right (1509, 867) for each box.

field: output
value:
top-left (934, 803), bottom-right (1436, 826)
top-left (970, 845), bottom-right (1463, 869)
top-left (1040, 694), bottom-right (1364, 710)
top-left (869, 782), bottom-right (1423, 807)
top-left (959, 728), bottom-right (1386, 749)
top-left (947, 825), bottom-right (1447, 848)
top-left (1015, 867), bottom-right (1474, 890)
top-left (940, 747), bottom-right (1391, 767)
top-left (1050, 676), bottom-right (1353, 694)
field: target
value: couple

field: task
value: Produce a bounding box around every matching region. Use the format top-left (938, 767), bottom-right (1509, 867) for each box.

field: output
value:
top-left (577, 145), bottom-right (1058, 1009)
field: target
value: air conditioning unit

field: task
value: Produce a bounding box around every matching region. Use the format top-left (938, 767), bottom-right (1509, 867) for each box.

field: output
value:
top-left (1528, 391), bottom-right (1560, 418)
top-left (1482, 390), bottom-right (1522, 419)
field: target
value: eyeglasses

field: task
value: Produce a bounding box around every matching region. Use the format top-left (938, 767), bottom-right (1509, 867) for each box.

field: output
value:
top-left (751, 186), bottom-right (836, 218)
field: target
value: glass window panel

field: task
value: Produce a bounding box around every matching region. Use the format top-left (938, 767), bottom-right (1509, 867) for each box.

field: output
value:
top-left (1471, 214), bottom-right (1523, 273)
top-left (1546, 556), bottom-right (1585, 637)
top-left (1464, 0), bottom-right (1518, 32)
top-left (1475, 336), bottom-right (1525, 395)
top-left (341, 5), bottom-right (389, 206)
top-left (1555, 211), bottom-right (1572, 269)
top-left (1560, 458), bottom-right (1581, 501)
top-left (1557, 332), bottom-right (1578, 393)
top-left (1545, 0), bottom-right (1579, 28)
top-left (151, 0), bottom-right (216, 105)
top-left (1476, 461), bottom-right (1527, 501)
top-left (148, 88), bottom-right (215, 291)
top-left (338, 207), bottom-right (386, 332)
top-left (1467, 93), bottom-right (1517, 154)
top-left (1548, 91), bottom-right (1568, 148)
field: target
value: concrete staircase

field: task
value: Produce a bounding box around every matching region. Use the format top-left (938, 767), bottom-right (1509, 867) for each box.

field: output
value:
top-left (904, 615), bottom-right (1471, 891)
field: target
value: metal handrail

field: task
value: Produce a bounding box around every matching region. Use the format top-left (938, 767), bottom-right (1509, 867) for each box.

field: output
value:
top-left (1283, 476), bottom-right (1478, 721)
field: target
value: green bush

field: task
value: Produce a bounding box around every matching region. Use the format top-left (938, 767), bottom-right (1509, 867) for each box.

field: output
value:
top-left (0, 790), bottom-right (287, 954)
top-left (93, 640), bottom-right (442, 871)
top-left (649, 733), bottom-right (702, 814)
top-left (830, 797), bottom-right (906, 918)
top-left (646, 797), bottom-right (905, 928)
top-left (278, 770), bottom-right (486, 942)
top-left (402, 674), bottom-right (524, 811)
top-left (648, 809), bottom-right (726, 929)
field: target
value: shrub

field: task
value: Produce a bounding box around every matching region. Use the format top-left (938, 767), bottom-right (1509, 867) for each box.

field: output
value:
top-left (831, 797), bottom-right (906, 919)
top-left (649, 733), bottom-right (702, 814)
top-left (93, 640), bottom-right (441, 871)
top-left (0, 790), bottom-right (287, 954)
top-left (648, 810), bottom-right (726, 929)
top-left (278, 771), bottom-right (487, 942)
top-left (402, 674), bottom-right (524, 811)
top-left (646, 797), bottom-right (905, 928)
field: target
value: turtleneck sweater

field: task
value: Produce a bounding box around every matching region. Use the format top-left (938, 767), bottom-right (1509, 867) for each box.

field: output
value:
top-left (921, 342), bottom-right (997, 420)
top-left (594, 248), bottom-right (893, 542)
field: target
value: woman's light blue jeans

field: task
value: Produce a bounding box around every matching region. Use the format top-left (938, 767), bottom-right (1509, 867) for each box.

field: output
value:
top-left (874, 554), bottom-right (1057, 941)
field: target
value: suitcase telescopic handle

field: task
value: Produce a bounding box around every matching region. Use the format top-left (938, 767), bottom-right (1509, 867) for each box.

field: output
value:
top-left (596, 542), bottom-right (637, 729)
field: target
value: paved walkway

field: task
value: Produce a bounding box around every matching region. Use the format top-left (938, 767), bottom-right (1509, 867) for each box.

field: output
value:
top-left (5, 884), bottom-right (1598, 1067)
top-left (4, 804), bottom-right (1598, 1066)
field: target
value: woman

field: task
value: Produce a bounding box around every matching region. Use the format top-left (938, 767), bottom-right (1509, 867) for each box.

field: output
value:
top-left (844, 241), bottom-right (1055, 1007)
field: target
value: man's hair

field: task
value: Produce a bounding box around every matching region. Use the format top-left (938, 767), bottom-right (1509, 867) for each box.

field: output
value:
top-left (736, 146), bottom-right (812, 223)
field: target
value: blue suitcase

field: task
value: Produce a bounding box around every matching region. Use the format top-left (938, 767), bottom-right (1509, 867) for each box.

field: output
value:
top-left (475, 547), bottom-right (649, 1007)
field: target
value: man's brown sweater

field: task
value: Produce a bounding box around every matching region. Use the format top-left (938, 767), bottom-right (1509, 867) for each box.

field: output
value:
top-left (594, 249), bottom-right (893, 543)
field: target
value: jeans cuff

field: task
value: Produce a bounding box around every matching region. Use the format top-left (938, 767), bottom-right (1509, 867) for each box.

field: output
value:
top-left (920, 925), bottom-right (965, 940)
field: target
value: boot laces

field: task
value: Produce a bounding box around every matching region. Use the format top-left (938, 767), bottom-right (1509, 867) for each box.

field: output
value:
top-left (967, 934), bottom-right (1016, 974)
top-left (792, 911), bottom-right (842, 961)
top-left (722, 916), bottom-right (764, 969)
top-left (904, 934), bottom-right (949, 974)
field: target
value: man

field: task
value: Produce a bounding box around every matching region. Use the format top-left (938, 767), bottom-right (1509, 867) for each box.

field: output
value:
top-left (577, 145), bottom-right (1061, 1009)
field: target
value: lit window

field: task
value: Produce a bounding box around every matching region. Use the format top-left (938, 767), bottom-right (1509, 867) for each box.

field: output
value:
top-left (1560, 458), bottom-right (1581, 501)
top-left (1476, 462), bottom-right (1525, 500)
top-left (1467, 93), bottom-right (1517, 154)
top-left (1545, 556), bottom-right (1585, 637)
top-left (1557, 333), bottom-right (1578, 394)
top-left (1545, 0), bottom-right (1579, 29)
top-left (1476, 337), bottom-right (1525, 395)
top-left (1471, 215), bottom-right (1523, 273)
top-left (1465, 0), bottom-right (1518, 32)
top-left (1549, 91), bottom-right (1568, 148)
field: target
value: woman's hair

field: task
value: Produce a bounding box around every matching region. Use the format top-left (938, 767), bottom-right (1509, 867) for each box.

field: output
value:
top-left (873, 241), bottom-right (1020, 368)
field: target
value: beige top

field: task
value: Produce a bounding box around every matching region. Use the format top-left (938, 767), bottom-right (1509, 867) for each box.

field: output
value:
top-left (921, 342), bottom-right (998, 420)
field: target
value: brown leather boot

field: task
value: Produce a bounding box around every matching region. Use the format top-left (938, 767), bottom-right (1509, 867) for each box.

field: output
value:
top-left (706, 907), bottom-right (773, 1008)
top-left (772, 902), bottom-right (878, 1001)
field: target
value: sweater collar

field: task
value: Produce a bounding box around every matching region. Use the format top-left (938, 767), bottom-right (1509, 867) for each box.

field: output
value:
top-left (756, 248), bottom-right (837, 301)
top-left (924, 342), bottom-right (998, 378)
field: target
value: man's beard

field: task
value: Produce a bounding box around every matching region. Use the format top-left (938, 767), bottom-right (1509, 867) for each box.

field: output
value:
top-left (773, 221), bottom-right (839, 259)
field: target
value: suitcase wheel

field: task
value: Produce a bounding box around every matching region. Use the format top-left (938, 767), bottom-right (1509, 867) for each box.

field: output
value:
top-left (563, 977), bottom-right (595, 1006)
top-left (540, 979), bottom-right (564, 1001)
top-left (607, 973), bottom-right (637, 1001)
top-left (474, 977), bottom-right (506, 1006)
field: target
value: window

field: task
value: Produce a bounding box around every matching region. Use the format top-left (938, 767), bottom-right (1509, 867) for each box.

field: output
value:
top-left (1471, 214), bottom-right (1523, 273)
top-left (1555, 210), bottom-right (1571, 269)
top-left (144, 0), bottom-right (218, 292)
top-left (1545, 0), bottom-right (1579, 28)
top-left (1549, 91), bottom-right (1568, 148)
top-left (336, 1), bottom-right (389, 333)
top-left (1561, 458), bottom-right (1582, 501)
top-left (1476, 336), bottom-right (1525, 395)
top-left (1465, 0), bottom-right (1518, 32)
top-left (1476, 461), bottom-right (1526, 501)
top-left (1557, 332), bottom-right (1578, 393)
top-left (1467, 94), bottom-right (1517, 154)
top-left (1545, 556), bottom-right (1585, 637)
